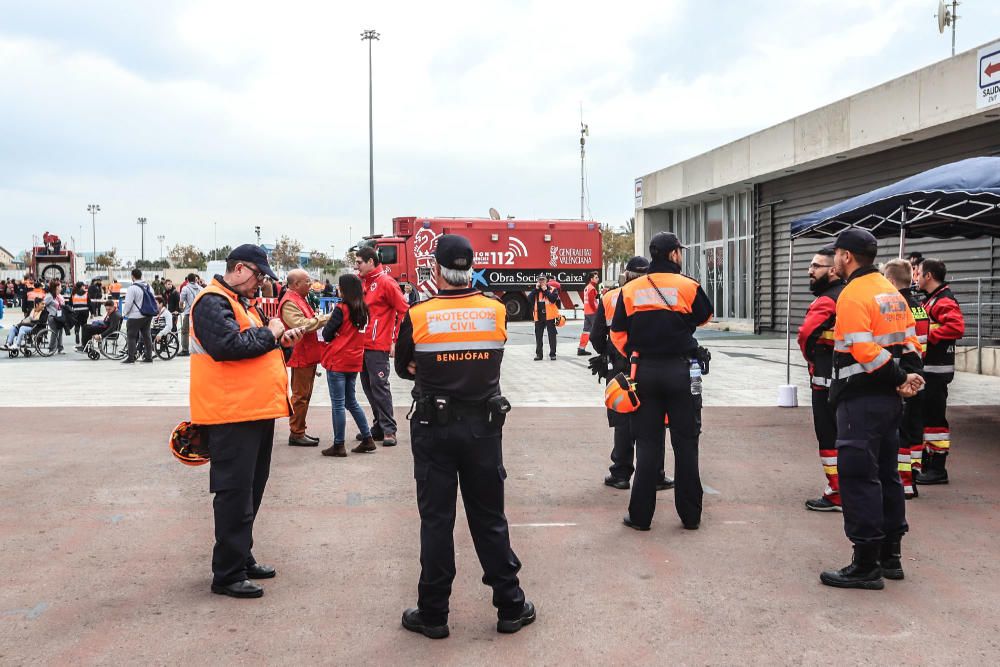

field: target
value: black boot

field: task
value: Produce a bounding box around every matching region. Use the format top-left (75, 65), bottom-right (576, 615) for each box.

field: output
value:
top-left (915, 451), bottom-right (949, 485)
top-left (820, 544), bottom-right (884, 590)
top-left (880, 536), bottom-right (904, 580)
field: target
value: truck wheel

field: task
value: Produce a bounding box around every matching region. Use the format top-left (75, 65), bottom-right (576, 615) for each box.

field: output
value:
top-left (502, 293), bottom-right (529, 321)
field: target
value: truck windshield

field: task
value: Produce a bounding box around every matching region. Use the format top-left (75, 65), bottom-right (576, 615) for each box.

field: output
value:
top-left (376, 245), bottom-right (397, 265)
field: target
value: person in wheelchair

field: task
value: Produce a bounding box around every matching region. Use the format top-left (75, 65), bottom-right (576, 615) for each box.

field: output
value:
top-left (4, 298), bottom-right (44, 350)
top-left (151, 296), bottom-right (176, 340)
top-left (76, 299), bottom-right (122, 352)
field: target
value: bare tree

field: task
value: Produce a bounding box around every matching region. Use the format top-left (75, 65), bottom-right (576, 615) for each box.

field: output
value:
top-left (271, 235), bottom-right (303, 270)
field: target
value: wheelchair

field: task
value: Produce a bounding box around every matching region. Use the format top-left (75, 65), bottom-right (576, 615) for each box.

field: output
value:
top-left (7, 312), bottom-right (53, 358)
top-left (79, 321), bottom-right (127, 360)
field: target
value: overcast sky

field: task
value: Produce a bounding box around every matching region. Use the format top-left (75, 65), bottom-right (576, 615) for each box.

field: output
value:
top-left (2, 0), bottom-right (999, 263)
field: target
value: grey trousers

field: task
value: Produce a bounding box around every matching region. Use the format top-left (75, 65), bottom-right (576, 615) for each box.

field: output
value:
top-left (360, 349), bottom-right (396, 435)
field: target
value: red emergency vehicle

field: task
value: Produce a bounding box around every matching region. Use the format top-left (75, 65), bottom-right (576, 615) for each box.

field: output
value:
top-left (31, 232), bottom-right (78, 285)
top-left (357, 216), bottom-right (603, 320)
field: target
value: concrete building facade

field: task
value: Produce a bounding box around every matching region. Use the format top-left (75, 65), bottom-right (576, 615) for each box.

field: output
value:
top-left (634, 39), bottom-right (1000, 334)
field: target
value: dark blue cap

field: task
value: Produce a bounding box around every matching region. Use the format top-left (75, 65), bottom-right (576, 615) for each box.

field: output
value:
top-left (833, 228), bottom-right (878, 258)
top-left (625, 256), bottom-right (650, 273)
top-left (434, 234), bottom-right (474, 270)
top-left (227, 244), bottom-right (278, 280)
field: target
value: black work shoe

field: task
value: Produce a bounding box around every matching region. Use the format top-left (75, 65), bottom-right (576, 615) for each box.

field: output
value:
top-left (914, 468), bottom-right (948, 485)
top-left (246, 563), bottom-right (276, 579)
top-left (534, 355), bottom-right (542, 361)
top-left (401, 608), bottom-right (449, 639)
top-left (576, 349), bottom-right (589, 356)
top-left (656, 477), bottom-right (675, 491)
top-left (880, 539), bottom-right (904, 580)
top-left (604, 475), bottom-right (630, 490)
top-left (683, 522), bottom-right (700, 530)
top-left (382, 434), bottom-right (397, 447)
top-left (121, 359), bottom-right (135, 364)
top-left (211, 580), bottom-right (264, 598)
top-left (288, 435), bottom-right (318, 447)
top-left (820, 545), bottom-right (884, 590)
top-left (497, 601), bottom-right (536, 634)
top-left (549, 354), bottom-right (557, 360)
top-left (805, 497), bottom-right (843, 512)
top-left (303, 434), bottom-right (320, 444)
top-left (358, 429), bottom-right (384, 442)
top-left (623, 514), bottom-right (650, 531)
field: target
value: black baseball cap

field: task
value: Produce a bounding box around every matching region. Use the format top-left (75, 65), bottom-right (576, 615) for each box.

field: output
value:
top-left (624, 256), bottom-right (650, 273)
top-left (649, 232), bottom-right (686, 255)
top-left (434, 234), bottom-right (474, 270)
top-left (227, 244), bottom-right (278, 280)
top-left (833, 228), bottom-right (878, 258)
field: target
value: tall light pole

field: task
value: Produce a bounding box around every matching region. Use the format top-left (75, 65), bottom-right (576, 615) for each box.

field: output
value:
top-left (137, 217), bottom-right (148, 262)
top-left (254, 226), bottom-right (261, 245)
top-left (580, 114), bottom-right (589, 220)
top-left (87, 203), bottom-right (100, 266)
top-left (213, 221), bottom-right (218, 260)
top-left (361, 29), bottom-right (379, 236)
top-left (157, 234), bottom-right (165, 260)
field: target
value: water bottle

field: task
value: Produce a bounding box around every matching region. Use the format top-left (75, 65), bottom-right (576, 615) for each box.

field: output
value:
top-left (689, 358), bottom-right (703, 396)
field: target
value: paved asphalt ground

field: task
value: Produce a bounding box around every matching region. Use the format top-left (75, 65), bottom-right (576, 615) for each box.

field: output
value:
top-left (2, 317), bottom-right (999, 663)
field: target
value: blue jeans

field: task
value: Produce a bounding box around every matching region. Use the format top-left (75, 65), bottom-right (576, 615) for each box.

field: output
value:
top-left (326, 371), bottom-right (371, 445)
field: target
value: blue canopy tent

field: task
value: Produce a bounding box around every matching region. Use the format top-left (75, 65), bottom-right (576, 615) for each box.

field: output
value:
top-left (776, 156), bottom-right (1000, 405)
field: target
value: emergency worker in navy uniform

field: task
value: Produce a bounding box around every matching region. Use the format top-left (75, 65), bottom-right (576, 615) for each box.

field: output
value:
top-left (610, 232), bottom-right (713, 531)
top-left (590, 256), bottom-right (674, 491)
top-left (394, 234), bottom-right (534, 639)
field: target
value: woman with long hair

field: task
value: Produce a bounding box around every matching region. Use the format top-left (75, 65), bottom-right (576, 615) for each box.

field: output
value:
top-left (43, 279), bottom-right (66, 354)
top-left (319, 273), bottom-right (374, 457)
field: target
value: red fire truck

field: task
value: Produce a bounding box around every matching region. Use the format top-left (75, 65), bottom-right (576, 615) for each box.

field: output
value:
top-left (357, 216), bottom-right (603, 320)
top-left (31, 233), bottom-right (80, 285)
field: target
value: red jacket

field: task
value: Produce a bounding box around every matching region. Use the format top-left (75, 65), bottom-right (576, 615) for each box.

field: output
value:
top-left (583, 283), bottom-right (598, 316)
top-left (321, 303), bottom-right (366, 372)
top-left (278, 289), bottom-right (325, 367)
top-left (924, 284), bottom-right (964, 375)
top-left (798, 281), bottom-right (844, 389)
top-left (362, 267), bottom-right (410, 351)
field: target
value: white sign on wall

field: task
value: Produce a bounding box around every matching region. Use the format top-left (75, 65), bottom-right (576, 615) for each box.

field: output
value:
top-left (977, 41), bottom-right (1000, 109)
top-left (634, 178), bottom-right (643, 209)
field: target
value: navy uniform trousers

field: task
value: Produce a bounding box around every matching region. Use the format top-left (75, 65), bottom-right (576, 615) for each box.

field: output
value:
top-left (204, 419), bottom-right (274, 586)
top-left (630, 357), bottom-right (702, 527)
top-left (834, 394), bottom-right (908, 545)
top-left (410, 410), bottom-right (525, 626)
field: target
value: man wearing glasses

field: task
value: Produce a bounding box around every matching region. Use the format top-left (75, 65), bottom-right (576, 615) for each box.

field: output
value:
top-left (797, 244), bottom-right (845, 513)
top-left (188, 244), bottom-right (304, 598)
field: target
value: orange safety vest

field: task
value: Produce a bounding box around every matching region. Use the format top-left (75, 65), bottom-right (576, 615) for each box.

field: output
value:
top-left (109, 282), bottom-right (122, 294)
top-left (600, 286), bottom-right (621, 321)
top-left (609, 272), bottom-right (707, 356)
top-left (532, 290), bottom-right (560, 322)
top-left (71, 294), bottom-right (88, 307)
top-left (408, 290), bottom-right (507, 401)
top-left (189, 278), bottom-right (290, 425)
top-left (833, 268), bottom-right (919, 383)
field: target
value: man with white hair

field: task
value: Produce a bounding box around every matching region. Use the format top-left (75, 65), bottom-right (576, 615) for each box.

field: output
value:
top-left (279, 269), bottom-right (330, 446)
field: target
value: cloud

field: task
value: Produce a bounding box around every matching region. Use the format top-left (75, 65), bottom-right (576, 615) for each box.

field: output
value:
top-left (1, 0), bottom-right (998, 260)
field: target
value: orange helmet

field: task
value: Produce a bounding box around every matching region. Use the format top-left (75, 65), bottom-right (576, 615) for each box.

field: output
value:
top-left (604, 372), bottom-right (640, 413)
top-left (170, 421), bottom-right (209, 466)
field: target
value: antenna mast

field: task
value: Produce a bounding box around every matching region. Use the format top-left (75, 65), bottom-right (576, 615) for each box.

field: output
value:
top-left (936, 1), bottom-right (959, 57)
top-left (580, 104), bottom-right (588, 221)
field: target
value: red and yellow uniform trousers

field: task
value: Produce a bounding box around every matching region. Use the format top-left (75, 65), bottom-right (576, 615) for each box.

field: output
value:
top-left (919, 285), bottom-right (964, 467)
top-left (798, 281), bottom-right (844, 505)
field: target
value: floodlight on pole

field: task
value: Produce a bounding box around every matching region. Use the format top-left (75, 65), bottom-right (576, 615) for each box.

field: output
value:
top-left (157, 234), bottom-right (165, 260)
top-left (87, 203), bottom-right (100, 266)
top-left (361, 29), bottom-right (380, 236)
top-left (137, 217), bottom-right (148, 261)
top-left (254, 226), bottom-right (262, 245)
